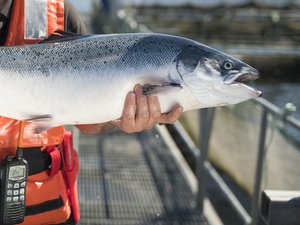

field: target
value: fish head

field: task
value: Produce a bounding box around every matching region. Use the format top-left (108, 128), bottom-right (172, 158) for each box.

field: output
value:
top-left (176, 45), bottom-right (261, 107)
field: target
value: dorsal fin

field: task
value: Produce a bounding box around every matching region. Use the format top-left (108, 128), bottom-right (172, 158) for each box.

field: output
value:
top-left (39, 30), bottom-right (90, 44)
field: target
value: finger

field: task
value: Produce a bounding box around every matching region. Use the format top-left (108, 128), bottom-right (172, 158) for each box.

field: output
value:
top-left (134, 84), bottom-right (150, 129)
top-left (147, 95), bottom-right (161, 128)
top-left (118, 92), bottom-right (137, 132)
top-left (159, 105), bottom-right (183, 124)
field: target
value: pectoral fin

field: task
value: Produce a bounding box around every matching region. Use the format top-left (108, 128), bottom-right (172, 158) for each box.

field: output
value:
top-left (142, 83), bottom-right (183, 95)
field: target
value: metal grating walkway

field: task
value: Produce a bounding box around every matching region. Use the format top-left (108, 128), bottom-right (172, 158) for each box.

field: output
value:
top-left (77, 127), bottom-right (209, 225)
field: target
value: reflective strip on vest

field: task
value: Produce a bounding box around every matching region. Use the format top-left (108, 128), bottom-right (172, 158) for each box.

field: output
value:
top-left (24, 0), bottom-right (48, 39)
top-left (5, 0), bottom-right (64, 46)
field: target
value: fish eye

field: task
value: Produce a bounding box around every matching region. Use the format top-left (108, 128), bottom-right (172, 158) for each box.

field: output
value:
top-left (223, 61), bottom-right (233, 70)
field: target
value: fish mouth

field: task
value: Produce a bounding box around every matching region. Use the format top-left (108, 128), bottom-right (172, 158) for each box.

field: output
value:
top-left (223, 67), bottom-right (262, 97)
top-left (234, 72), bottom-right (260, 84)
top-left (223, 67), bottom-right (260, 85)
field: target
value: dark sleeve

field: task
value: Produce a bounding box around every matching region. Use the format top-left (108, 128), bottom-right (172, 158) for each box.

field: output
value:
top-left (64, 0), bottom-right (87, 34)
top-left (0, 0), bottom-right (13, 46)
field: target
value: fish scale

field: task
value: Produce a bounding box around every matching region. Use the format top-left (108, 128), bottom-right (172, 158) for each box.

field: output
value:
top-left (0, 32), bottom-right (261, 129)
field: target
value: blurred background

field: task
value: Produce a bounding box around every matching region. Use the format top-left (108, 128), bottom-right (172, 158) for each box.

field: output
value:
top-left (70, 1), bottom-right (300, 224)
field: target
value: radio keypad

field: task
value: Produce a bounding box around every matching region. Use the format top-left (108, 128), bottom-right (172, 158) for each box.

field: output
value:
top-left (6, 181), bottom-right (26, 203)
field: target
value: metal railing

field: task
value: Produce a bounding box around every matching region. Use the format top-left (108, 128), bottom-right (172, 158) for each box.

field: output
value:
top-left (250, 98), bottom-right (300, 225)
top-left (168, 97), bottom-right (300, 225)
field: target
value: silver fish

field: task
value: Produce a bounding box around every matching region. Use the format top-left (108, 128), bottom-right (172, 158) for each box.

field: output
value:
top-left (0, 32), bottom-right (261, 127)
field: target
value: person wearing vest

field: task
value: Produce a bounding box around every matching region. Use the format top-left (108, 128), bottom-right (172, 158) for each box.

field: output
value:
top-left (0, 0), bottom-right (183, 224)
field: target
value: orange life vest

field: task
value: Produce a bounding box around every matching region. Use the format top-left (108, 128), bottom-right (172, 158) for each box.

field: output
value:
top-left (1, 0), bottom-right (80, 224)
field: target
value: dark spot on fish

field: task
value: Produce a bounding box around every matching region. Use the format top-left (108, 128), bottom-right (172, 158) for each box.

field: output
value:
top-left (104, 61), bottom-right (107, 64)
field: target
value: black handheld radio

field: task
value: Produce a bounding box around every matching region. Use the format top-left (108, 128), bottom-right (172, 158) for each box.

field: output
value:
top-left (0, 153), bottom-right (28, 225)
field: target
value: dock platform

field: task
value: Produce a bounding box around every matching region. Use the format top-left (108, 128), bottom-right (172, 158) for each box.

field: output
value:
top-left (76, 126), bottom-right (209, 225)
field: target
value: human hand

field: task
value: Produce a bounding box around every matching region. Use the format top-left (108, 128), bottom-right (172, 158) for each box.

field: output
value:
top-left (76, 84), bottom-right (183, 134)
top-left (111, 84), bottom-right (183, 133)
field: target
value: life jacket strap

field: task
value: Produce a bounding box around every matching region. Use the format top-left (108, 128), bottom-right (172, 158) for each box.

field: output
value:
top-left (17, 146), bottom-right (62, 176)
top-left (47, 145), bottom-right (62, 177)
